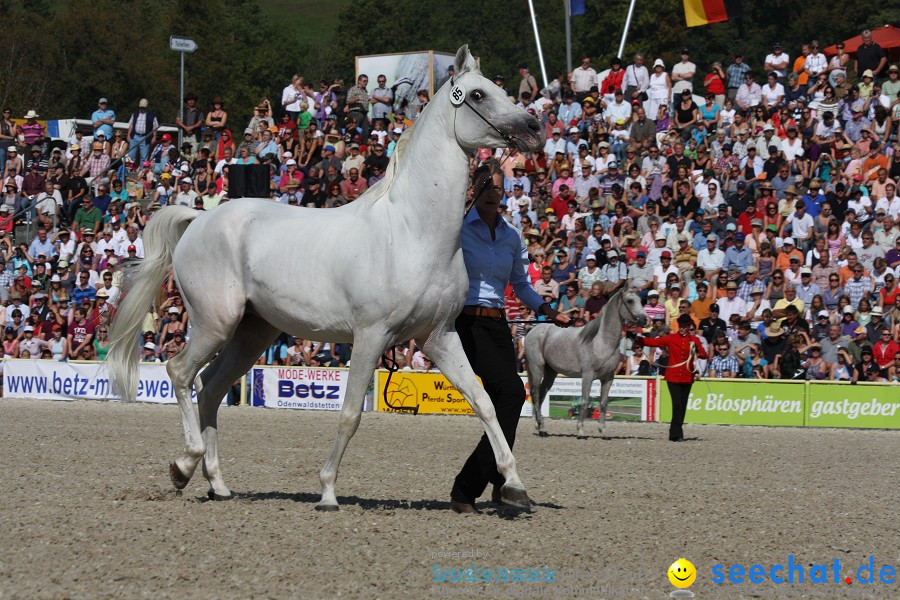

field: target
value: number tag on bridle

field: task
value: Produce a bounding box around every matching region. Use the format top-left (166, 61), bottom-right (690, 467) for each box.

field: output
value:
top-left (450, 84), bottom-right (466, 107)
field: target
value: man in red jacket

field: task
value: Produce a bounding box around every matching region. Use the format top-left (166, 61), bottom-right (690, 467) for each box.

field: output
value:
top-left (638, 313), bottom-right (709, 441)
top-left (873, 327), bottom-right (899, 375)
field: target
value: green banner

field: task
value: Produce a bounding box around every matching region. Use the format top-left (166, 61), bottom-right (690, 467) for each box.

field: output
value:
top-left (806, 383), bottom-right (900, 429)
top-left (659, 379), bottom-right (805, 426)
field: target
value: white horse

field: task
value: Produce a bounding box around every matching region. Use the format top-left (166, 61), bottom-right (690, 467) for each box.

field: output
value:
top-left (524, 290), bottom-right (648, 438)
top-left (107, 45), bottom-right (544, 510)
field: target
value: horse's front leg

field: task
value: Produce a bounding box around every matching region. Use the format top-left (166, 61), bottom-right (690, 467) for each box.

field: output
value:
top-left (576, 375), bottom-right (593, 439)
top-left (597, 378), bottom-right (615, 436)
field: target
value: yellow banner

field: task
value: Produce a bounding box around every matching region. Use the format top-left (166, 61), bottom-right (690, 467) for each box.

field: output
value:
top-left (376, 370), bottom-right (477, 414)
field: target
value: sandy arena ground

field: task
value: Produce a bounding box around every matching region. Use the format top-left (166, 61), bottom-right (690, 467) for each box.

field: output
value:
top-left (1, 398), bottom-right (898, 599)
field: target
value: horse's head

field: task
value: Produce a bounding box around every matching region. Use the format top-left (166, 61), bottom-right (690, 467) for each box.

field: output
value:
top-left (442, 45), bottom-right (545, 153)
top-left (619, 290), bottom-right (649, 328)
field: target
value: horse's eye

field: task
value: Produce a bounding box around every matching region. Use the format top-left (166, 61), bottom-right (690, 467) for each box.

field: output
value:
top-left (471, 90), bottom-right (484, 101)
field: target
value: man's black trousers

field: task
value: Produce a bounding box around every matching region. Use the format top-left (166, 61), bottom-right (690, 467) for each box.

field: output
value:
top-left (450, 313), bottom-right (525, 504)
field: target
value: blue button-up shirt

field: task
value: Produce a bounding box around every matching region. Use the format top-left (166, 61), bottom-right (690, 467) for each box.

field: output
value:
top-left (723, 244), bottom-right (754, 271)
top-left (462, 209), bottom-right (544, 311)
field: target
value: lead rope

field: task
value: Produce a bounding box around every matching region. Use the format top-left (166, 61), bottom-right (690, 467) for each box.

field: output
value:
top-left (380, 346), bottom-right (419, 414)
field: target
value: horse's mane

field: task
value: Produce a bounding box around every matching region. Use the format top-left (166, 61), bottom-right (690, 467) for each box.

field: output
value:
top-left (365, 126), bottom-right (412, 205)
top-left (578, 289), bottom-right (622, 343)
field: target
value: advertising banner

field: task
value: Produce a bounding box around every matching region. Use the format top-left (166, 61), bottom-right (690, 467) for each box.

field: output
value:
top-left (3, 359), bottom-right (189, 404)
top-left (806, 382), bottom-right (900, 429)
top-left (374, 370), bottom-right (547, 417)
top-left (659, 379), bottom-right (805, 426)
top-left (356, 52), bottom-right (432, 115)
top-left (251, 366), bottom-right (349, 411)
top-left (531, 376), bottom-right (656, 422)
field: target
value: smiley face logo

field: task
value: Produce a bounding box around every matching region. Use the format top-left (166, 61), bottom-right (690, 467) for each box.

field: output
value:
top-left (668, 558), bottom-right (696, 588)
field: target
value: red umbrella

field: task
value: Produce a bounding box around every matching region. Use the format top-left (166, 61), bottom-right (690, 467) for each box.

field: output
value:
top-left (824, 25), bottom-right (900, 62)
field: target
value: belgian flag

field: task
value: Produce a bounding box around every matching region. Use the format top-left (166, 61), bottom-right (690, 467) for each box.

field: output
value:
top-left (683, 0), bottom-right (741, 27)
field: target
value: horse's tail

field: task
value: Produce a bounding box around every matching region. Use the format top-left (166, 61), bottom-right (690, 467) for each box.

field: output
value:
top-left (108, 206), bottom-right (199, 401)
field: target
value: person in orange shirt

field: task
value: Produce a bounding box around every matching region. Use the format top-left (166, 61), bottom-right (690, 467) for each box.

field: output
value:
top-left (838, 251), bottom-right (868, 284)
top-left (774, 237), bottom-right (804, 271)
top-left (862, 147), bottom-right (888, 182)
top-left (671, 299), bottom-right (700, 332)
top-left (792, 43), bottom-right (810, 87)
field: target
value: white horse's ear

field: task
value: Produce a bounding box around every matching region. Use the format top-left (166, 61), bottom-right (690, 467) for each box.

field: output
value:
top-left (454, 45), bottom-right (478, 76)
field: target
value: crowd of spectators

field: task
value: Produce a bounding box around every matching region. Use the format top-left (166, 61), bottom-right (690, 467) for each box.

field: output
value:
top-left (0, 31), bottom-right (898, 387)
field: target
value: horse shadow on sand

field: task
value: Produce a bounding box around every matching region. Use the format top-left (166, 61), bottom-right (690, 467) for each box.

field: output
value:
top-left (533, 431), bottom-right (656, 441)
top-left (195, 490), bottom-right (564, 517)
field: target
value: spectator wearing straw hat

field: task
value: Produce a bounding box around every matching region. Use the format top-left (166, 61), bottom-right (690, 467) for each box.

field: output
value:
top-left (19, 110), bottom-right (45, 150)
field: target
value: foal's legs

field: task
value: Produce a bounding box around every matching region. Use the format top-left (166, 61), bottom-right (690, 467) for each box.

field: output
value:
top-left (575, 375), bottom-right (594, 439)
top-left (424, 330), bottom-right (530, 508)
top-left (531, 366), bottom-right (557, 437)
top-left (596, 378), bottom-right (615, 435)
top-left (196, 315), bottom-right (279, 499)
top-left (316, 334), bottom-right (387, 511)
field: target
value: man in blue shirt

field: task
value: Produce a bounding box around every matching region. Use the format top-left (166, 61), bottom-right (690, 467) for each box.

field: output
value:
top-left (723, 232), bottom-right (754, 272)
top-left (91, 98), bottom-right (116, 140)
top-left (451, 161), bottom-right (569, 515)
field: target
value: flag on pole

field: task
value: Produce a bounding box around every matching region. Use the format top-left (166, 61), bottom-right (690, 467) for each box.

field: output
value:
top-left (570, 0), bottom-right (586, 15)
top-left (683, 0), bottom-right (741, 27)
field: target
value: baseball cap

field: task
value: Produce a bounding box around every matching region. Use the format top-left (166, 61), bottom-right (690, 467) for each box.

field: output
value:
top-left (586, 254), bottom-right (597, 261)
top-left (607, 250), bottom-right (618, 259)
top-left (818, 310), bottom-right (830, 318)
top-left (783, 237), bottom-right (795, 245)
top-left (127, 244), bottom-right (137, 252)
top-left (843, 305), bottom-right (854, 314)
top-left (648, 289), bottom-right (660, 297)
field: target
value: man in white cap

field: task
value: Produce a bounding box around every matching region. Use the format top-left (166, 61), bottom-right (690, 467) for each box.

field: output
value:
top-left (91, 98), bottom-right (116, 141)
top-left (796, 267), bottom-right (821, 305)
top-left (175, 176), bottom-right (198, 207)
top-left (19, 325), bottom-right (49, 357)
top-left (599, 250), bottom-right (627, 295)
top-left (125, 99), bottom-right (159, 164)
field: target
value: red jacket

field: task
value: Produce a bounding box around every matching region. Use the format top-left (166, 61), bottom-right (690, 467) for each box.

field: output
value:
top-left (873, 340), bottom-right (899, 369)
top-left (550, 195), bottom-right (571, 218)
top-left (639, 333), bottom-right (708, 383)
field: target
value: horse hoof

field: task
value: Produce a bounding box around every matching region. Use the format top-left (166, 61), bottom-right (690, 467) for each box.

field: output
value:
top-left (207, 490), bottom-right (234, 501)
top-left (538, 431), bottom-right (549, 438)
top-left (315, 502), bottom-right (339, 512)
top-left (169, 462), bottom-right (190, 490)
top-left (500, 485), bottom-right (533, 510)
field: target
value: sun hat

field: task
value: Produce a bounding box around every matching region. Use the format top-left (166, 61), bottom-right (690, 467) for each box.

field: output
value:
top-left (764, 323), bottom-right (784, 337)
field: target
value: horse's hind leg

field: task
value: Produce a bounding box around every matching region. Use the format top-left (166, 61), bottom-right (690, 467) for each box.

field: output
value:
top-left (533, 368), bottom-right (557, 437)
top-left (316, 333), bottom-right (387, 511)
top-left (576, 375), bottom-right (593, 439)
top-left (596, 378), bottom-right (614, 436)
top-left (197, 315), bottom-right (279, 499)
top-left (166, 328), bottom-right (230, 491)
